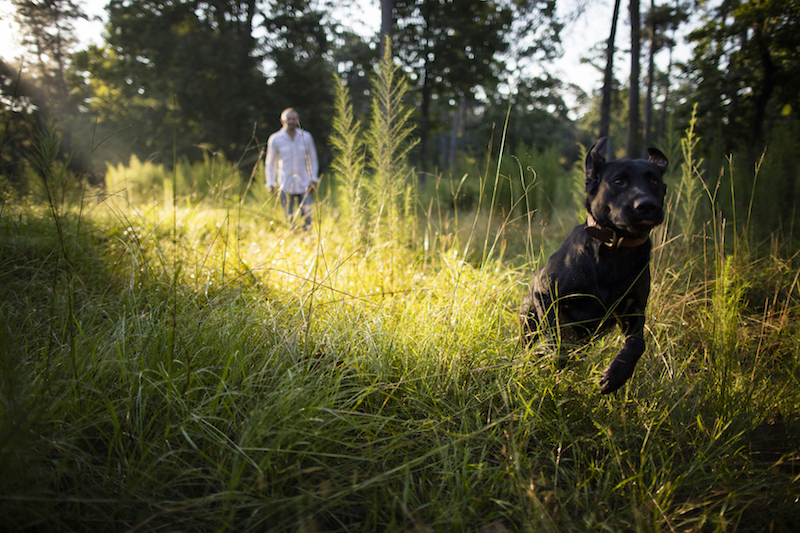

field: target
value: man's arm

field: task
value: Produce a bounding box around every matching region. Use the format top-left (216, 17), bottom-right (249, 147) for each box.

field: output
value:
top-left (306, 134), bottom-right (319, 183)
top-left (265, 135), bottom-right (278, 192)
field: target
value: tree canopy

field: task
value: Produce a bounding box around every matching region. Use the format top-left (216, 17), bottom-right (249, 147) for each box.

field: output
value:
top-left (684, 0), bottom-right (800, 158)
top-left (2, 0), bottom-right (800, 200)
top-left (81, 0), bottom-right (292, 162)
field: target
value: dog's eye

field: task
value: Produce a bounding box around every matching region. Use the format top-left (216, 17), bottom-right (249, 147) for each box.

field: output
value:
top-left (650, 178), bottom-right (661, 187)
top-left (613, 177), bottom-right (626, 186)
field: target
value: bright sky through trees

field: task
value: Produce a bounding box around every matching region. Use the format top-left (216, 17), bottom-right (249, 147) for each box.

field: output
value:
top-left (0, 0), bottom-right (692, 107)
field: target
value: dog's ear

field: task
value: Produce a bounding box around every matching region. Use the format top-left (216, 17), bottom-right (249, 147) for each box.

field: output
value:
top-left (585, 137), bottom-right (607, 194)
top-left (646, 147), bottom-right (668, 174)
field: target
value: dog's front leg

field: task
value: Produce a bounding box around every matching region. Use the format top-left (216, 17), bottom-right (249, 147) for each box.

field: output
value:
top-left (599, 307), bottom-right (647, 394)
top-left (599, 336), bottom-right (645, 394)
top-left (599, 268), bottom-right (652, 394)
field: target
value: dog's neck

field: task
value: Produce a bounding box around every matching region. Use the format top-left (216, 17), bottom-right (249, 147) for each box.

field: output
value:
top-left (585, 213), bottom-right (649, 248)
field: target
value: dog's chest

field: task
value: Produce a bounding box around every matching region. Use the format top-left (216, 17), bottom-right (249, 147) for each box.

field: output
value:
top-left (547, 236), bottom-right (650, 304)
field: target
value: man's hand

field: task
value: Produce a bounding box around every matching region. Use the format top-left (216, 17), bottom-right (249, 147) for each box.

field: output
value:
top-left (269, 185), bottom-right (277, 195)
top-left (307, 182), bottom-right (317, 194)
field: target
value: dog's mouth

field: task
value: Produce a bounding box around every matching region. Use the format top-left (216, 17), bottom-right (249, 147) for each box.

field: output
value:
top-left (616, 216), bottom-right (664, 239)
top-left (636, 219), bottom-right (660, 228)
top-left (625, 210), bottom-right (665, 230)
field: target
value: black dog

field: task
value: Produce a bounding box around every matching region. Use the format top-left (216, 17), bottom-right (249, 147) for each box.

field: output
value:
top-left (520, 138), bottom-right (668, 394)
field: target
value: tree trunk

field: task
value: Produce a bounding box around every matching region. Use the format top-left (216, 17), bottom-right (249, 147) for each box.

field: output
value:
top-left (418, 3), bottom-right (433, 175)
top-left (643, 0), bottom-right (656, 148)
top-left (751, 26), bottom-right (776, 160)
top-left (627, 0), bottom-right (642, 159)
top-left (419, 65), bottom-right (431, 174)
top-left (657, 42), bottom-right (673, 140)
top-left (448, 103), bottom-right (459, 169)
top-left (600, 0), bottom-right (622, 159)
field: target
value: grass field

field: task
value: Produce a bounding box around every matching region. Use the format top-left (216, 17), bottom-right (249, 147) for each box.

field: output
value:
top-left (1, 148), bottom-right (799, 533)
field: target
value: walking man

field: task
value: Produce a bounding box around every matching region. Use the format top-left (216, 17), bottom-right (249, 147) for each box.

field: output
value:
top-left (265, 108), bottom-right (319, 231)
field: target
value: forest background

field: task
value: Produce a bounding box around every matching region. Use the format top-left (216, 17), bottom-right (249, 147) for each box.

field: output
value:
top-left (1, 0), bottom-right (799, 233)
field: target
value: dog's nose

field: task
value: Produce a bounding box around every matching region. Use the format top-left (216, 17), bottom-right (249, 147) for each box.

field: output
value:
top-left (632, 198), bottom-right (661, 218)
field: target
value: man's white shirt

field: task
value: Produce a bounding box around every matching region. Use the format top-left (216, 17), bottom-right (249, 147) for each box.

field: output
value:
top-left (265, 128), bottom-right (319, 195)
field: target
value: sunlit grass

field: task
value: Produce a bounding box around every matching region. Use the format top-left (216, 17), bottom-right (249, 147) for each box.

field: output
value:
top-left (2, 160), bottom-right (799, 531)
top-left (2, 78), bottom-right (799, 530)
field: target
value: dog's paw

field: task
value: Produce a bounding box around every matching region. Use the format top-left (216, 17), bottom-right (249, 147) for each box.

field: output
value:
top-left (598, 358), bottom-right (636, 394)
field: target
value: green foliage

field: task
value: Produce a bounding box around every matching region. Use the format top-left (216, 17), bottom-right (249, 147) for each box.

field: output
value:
top-left (684, 0), bottom-right (800, 155)
top-left (498, 77), bottom-right (580, 158)
top-left (72, 0), bottom-right (337, 166)
top-left (329, 74), bottom-right (367, 245)
top-left (104, 151), bottom-right (250, 207)
top-left (746, 119), bottom-right (800, 237)
top-left (365, 41), bottom-right (418, 248)
top-left (503, 144), bottom-right (572, 222)
top-left (327, 41), bottom-right (419, 258)
top-left (579, 86), bottom-right (631, 159)
top-left (390, 0), bottom-right (564, 171)
top-left (3, 72), bottom-right (800, 533)
top-left (10, 0), bottom-right (85, 122)
top-left (676, 104), bottom-right (702, 239)
top-left (570, 142), bottom-right (587, 222)
top-left (2, 141), bottom-right (799, 530)
top-left (85, 0), bottom-right (265, 161)
top-left (429, 144), bottom-right (573, 223)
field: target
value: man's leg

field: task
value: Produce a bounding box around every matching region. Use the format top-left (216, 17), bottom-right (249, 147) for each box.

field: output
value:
top-left (280, 191), bottom-right (299, 225)
top-left (299, 191), bottom-right (313, 231)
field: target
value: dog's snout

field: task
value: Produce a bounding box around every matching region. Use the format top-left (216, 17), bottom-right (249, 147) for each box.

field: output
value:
top-left (632, 197), bottom-right (661, 218)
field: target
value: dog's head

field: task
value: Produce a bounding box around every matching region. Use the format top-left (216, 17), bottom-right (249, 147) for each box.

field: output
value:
top-left (584, 137), bottom-right (668, 242)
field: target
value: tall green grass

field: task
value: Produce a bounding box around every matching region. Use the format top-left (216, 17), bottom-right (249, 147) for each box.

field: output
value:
top-left (1, 73), bottom-right (799, 531)
top-left (105, 150), bottom-right (247, 208)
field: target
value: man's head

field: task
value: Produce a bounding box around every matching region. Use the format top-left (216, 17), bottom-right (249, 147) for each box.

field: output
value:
top-left (281, 108), bottom-right (299, 132)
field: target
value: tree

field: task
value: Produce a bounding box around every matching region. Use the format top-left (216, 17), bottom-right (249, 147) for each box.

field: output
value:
top-left (600, 0), bottom-right (622, 158)
top-left (390, 0), bottom-right (562, 172)
top-left (80, 0), bottom-right (339, 165)
top-left (79, 0), bottom-right (268, 162)
top-left (1, 59), bottom-right (44, 182)
top-left (685, 0), bottom-right (800, 160)
top-left (12, 0), bottom-right (86, 117)
top-left (627, 0), bottom-right (642, 158)
top-left (262, 0), bottom-right (336, 152)
top-left (392, 0), bottom-right (509, 171)
top-left (10, 0), bottom-right (91, 171)
top-left (642, 0), bottom-right (688, 146)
